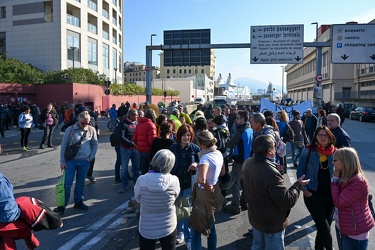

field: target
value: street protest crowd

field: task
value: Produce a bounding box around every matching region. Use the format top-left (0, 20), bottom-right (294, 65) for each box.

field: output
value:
top-left (1, 99), bottom-right (374, 250)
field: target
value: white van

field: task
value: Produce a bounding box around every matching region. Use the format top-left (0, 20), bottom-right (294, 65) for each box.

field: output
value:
top-left (194, 97), bottom-right (205, 105)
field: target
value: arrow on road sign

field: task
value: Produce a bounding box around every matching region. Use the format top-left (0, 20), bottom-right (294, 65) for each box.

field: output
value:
top-left (370, 54), bottom-right (375, 60)
top-left (341, 54), bottom-right (349, 60)
top-left (295, 56), bottom-right (302, 61)
top-left (252, 57), bottom-right (259, 62)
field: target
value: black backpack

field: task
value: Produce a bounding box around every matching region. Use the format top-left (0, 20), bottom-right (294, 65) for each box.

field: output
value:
top-left (283, 123), bottom-right (295, 143)
top-left (110, 123), bottom-right (121, 147)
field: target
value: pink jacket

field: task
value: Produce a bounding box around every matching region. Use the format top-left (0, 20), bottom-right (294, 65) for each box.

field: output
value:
top-left (331, 174), bottom-right (374, 236)
top-left (132, 117), bottom-right (156, 153)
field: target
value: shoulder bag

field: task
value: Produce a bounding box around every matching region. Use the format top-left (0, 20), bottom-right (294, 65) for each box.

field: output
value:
top-left (64, 128), bottom-right (87, 160)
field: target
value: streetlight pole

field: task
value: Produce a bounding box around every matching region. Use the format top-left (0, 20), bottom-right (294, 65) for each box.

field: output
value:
top-left (70, 46), bottom-right (76, 68)
top-left (311, 22), bottom-right (322, 106)
top-left (150, 34), bottom-right (157, 102)
top-left (114, 68), bottom-right (117, 84)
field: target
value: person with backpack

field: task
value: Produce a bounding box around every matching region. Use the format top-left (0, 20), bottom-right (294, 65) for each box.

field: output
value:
top-left (276, 110), bottom-right (293, 174)
top-left (118, 108), bottom-right (140, 193)
top-left (223, 110), bottom-right (253, 215)
top-left (289, 110), bottom-right (309, 168)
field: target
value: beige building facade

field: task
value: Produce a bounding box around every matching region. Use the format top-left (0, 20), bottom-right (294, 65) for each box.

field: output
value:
top-left (285, 21), bottom-right (375, 107)
top-left (158, 50), bottom-right (216, 80)
top-left (0, 0), bottom-right (122, 83)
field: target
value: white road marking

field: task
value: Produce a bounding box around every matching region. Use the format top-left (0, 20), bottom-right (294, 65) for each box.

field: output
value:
top-left (57, 200), bottom-right (129, 250)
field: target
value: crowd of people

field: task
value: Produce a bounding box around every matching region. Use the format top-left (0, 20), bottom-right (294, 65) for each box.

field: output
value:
top-left (1, 99), bottom-right (374, 250)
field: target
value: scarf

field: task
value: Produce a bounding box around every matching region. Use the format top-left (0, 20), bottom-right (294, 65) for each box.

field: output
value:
top-left (316, 144), bottom-right (336, 156)
top-left (197, 146), bottom-right (217, 159)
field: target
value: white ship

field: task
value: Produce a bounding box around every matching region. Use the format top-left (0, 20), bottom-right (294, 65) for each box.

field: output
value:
top-left (217, 73), bottom-right (237, 100)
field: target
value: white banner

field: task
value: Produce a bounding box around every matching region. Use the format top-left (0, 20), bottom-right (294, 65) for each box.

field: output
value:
top-left (260, 98), bottom-right (313, 120)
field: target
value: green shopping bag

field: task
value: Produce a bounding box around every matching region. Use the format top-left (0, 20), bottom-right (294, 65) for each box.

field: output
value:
top-left (55, 170), bottom-right (66, 207)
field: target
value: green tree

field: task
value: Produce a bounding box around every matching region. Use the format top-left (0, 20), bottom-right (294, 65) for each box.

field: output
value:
top-left (0, 58), bottom-right (44, 84)
top-left (43, 68), bottom-right (107, 84)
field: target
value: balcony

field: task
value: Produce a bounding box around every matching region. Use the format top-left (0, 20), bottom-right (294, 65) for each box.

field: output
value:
top-left (102, 9), bottom-right (109, 19)
top-left (67, 14), bottom-right (80, 27)
top-left (88, 23), bottom-right (97, 34)
top-left (88, 0), bottom-right (97, 11)
top-left (102, 31), bottom-right (109, 40)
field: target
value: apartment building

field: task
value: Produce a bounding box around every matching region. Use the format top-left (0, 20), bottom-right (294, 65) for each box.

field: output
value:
top-left (123, 61), bottom-right (159, 83)
top-left (285, 20), bottom-right (375, 106)
top-left (0, 0), bottom-right (122, 83)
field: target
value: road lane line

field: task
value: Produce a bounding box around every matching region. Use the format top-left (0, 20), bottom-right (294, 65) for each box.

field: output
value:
top-left (79, 216), bottom-right (124, 250)
top-left (57, 200), bottom-right (129, 250)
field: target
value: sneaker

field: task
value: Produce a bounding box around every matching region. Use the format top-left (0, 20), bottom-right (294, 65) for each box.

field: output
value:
top-left (293, 163), bottom-right (298, 168)
top-left (26, 146), bottom-right (32, 150)
top-left (87, 176), bottom-right (97, 183)
top-left (53, 206), bottom-right (65, 215)
top-left (22, 146), bottom-right (28, 151)
top-left (74, 201), bottom-right (88, 210)
top-left (48, 145), bottom-right (54, 148)
top-left (223, 204), bottom-right (241, 215)
top-left (39, 145), bottom-right (45, 149)
top-left (176, 232), bottom-right (184, 244)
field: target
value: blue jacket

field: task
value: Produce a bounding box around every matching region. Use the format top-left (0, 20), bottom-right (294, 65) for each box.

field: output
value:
top-left (296, 148), bottom-right (334, 191)
top-left (169, 142), bottom-right (201, 189)
top-left (227, 123), bottom-right (253, 163)
top-left (0, 173), bottom-right (20, 223)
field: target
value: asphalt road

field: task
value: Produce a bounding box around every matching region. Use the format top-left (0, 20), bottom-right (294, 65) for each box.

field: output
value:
top-left (0, 118), bottom-right (375, 250)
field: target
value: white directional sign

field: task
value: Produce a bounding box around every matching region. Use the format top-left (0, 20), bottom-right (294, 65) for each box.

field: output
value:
top-left (250, 24), bottom-right (304, 64)
top-left (332, 24), bottom-right (375, 63)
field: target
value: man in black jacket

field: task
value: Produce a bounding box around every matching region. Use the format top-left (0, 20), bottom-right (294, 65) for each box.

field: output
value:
top-left (327, 113), bottom-right (351, 148)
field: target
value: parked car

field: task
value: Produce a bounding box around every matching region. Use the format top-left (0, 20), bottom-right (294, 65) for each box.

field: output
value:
top-left (336, 103), bottom-right (356, 118)
top-left (349, 106), bottom-right (375, 122)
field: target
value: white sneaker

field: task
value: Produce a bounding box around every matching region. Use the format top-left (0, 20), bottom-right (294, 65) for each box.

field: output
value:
top-left (176, 232), bottom-right (184, 244)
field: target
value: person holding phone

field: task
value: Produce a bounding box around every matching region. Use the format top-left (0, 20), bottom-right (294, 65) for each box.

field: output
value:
top-left (18, 105), bottom-right (33, 151)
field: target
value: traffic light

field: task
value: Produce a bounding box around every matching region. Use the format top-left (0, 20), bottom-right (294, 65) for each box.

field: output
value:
top-left (105, 80), bottom-right (111, 88)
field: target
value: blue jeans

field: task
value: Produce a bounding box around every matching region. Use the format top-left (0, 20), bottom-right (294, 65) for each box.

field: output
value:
top-left (191, 224), bottom-right (217, 250)
top-left (291, 142), bottom-right (304, 165)
top-left (114, 144), bottom-right (121, 180)
top-left (177, 188), bottom-right (192, 243)
top-left (335, 227), bottom-right (368, 250)
top-left (64, 159), bottom-right (91, 205)
top-left (139, 152), bottom-right (152, 175)
top-left (252, 227), bottom-right (285, 250)
top-left (120, 148), bottom-right (140, 188)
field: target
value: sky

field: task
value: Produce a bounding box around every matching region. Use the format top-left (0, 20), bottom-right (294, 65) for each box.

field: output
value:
top-left (123, 0), bottom-right (375, 87)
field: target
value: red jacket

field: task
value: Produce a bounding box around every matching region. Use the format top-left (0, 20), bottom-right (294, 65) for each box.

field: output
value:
top-left (132, 117), bottom-right (156, 153)
top-left (331, 174), bottom-right (375, 236)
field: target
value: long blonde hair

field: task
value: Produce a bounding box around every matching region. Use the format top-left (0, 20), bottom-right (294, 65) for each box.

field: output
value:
top-left (334, 147), bottom-right (365, 183)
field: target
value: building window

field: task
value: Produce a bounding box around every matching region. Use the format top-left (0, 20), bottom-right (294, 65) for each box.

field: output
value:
top-left (189, 69), bottom-right (191, 74)
top-left (201, 69), bottom-right (204, 74)
top-left (88, 38), bottom-right (97, 65)
top-left (1, 7), bottom-right (5, 18)
top-left (112, 48), bottom-right (117, 72)
top-left (102, 43), bottom-right (109, 69)
top-left (67, 31), bottom-right (80, 62)
top-left (167, 69), bottom-right (170, 74)
top-left (44, 2), bottom-right (53, 22)
top-left (173, 69), bottom-right (176, 74)
top-left (0, 32), bottom-right (5, 58)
